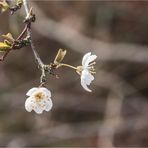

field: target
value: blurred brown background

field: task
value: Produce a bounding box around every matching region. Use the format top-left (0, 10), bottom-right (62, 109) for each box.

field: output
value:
top-left (0, 0), bottom-right (148, 147)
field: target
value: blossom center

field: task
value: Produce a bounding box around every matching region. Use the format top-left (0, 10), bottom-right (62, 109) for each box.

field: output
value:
top-left (34, 92), bottom-right (44, 102)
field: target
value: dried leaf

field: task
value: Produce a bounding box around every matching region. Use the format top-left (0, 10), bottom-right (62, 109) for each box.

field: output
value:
top-left (0, 42), bottom-right (11, 52)
top-left (54, 49), bottom-right (67, 64)
top-left (4, 40), bottom-right (12, 46)
top-left (2, 33), bottom-right (14, 43)
top-left (0, 1), bottom-right (10, 12)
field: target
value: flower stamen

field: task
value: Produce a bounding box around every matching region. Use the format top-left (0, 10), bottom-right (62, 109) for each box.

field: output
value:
top-left (35, 92), bottom-right (44, 102)
top-left (88, 62), bottom-right (96, 66)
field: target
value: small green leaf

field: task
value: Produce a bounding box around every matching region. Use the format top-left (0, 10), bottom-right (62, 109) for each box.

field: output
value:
top-left (54, 49), bottom-right (67, 64)
top-left (0, 42), bottom-right (11, 52)
top-left (0, 1), bottom-right (10, 12)
top-left (2, 33), bottom-right (14, 43)
top-left (16, 0), bottom-right (23, 6)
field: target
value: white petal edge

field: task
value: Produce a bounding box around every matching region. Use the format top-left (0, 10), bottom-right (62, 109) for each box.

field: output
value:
top-left (82, 52), bottom-right (91, 66)
top-left (81, 69), bottom-right (94, 92)
top-left (81, 79), bottom-right (92, 92)
top-left (84, 55), bottom-right (97, 68)
top-left (45, 98), bottom-right (53, 111)
top-left (25, 97), bottom-right (33, 112)
top-left (26, 87), bottom-right (38, 96)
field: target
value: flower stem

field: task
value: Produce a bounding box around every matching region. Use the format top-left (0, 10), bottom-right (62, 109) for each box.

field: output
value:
top-left (60, 63), bottom-right (77, 70)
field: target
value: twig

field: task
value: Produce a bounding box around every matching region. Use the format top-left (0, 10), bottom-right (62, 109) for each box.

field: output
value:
top-left (23, 0), bottom-right (46, 85)
top-left (0, 48), bottom-right (12, 61)
top-left (23, 0), bottom-right (43, 68)
top-left (16, 24), bottom-right (28, 41)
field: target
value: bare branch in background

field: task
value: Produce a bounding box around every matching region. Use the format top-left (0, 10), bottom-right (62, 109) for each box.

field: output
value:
top-left (30, 2), bottom-right (148, 63)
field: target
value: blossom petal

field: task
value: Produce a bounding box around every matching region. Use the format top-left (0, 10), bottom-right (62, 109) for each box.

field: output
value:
top-left (81, 70), bottom-right (94, 85)
top-left (84, 55), bottom-right (97, 68)
top-left (81, 78), bottom-right (92, 92)
top-left (81, 70), bottom-right (94, 92)
top-left (45, 98), bottom-right (53, 111)
top-left (34, 106), bottom-right (43, 114)
top-left (26, 87), bottom-right (38, 96)
top-left (82, 52), bottom-right (91, 66)
top-left (25, 97), bottom-right (33, 112)
top-left (85, 72), bottom-right (94, 85)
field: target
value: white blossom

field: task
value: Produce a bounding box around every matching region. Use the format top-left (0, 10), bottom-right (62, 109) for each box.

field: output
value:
top-left (25, 87), bottom-right (53, 114)
top-left (77, 52), bottom-right (97, 92)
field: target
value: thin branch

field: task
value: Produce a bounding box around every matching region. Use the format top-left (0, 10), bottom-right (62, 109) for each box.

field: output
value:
top-left (16, 24), bottom-right (28, 41)
top-left (0, 49), bottom-right (12, 61)
top-left (23, 0), bottom-right (47, 85)
top-left (23, 0), bottom-right (44, 68)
